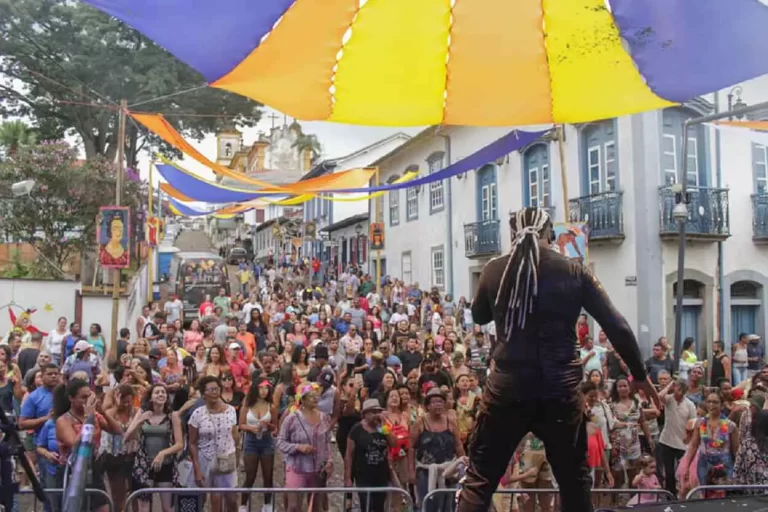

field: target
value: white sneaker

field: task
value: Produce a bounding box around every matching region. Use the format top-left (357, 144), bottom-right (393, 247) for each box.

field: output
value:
top-left (239, 506), bottom-right (247, 512)
top-left (261, 504), bottom-right (274, 512)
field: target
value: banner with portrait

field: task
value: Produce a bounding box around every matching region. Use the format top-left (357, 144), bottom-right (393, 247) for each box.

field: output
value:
top-left (552, 222), bottom-right (588, 265)
top-left (97, 206), bottom-right (131, 269)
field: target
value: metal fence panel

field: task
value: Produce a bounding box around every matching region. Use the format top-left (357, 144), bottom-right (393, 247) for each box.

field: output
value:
top-left (16, 488), bottom-right (114, 512)
top-left (124, 486), bottom-right (414, 512)
top-left (421, 487), bottom-right (677, 510)
top-left (685, 484), bottom-right (768, 500)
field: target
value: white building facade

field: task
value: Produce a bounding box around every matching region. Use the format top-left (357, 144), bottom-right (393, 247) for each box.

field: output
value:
top-left (370, 78), bottom-right (768, 357)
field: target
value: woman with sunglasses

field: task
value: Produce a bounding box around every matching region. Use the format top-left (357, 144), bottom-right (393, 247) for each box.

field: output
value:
top-left (188, 376), bottom-right (239, 512)
top-left (240, 380), bottom-right (277, 512)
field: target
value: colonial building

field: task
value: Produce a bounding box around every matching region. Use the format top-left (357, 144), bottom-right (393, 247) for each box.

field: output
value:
top-left (370, 77), bottom-right (768, 359)
top-left (300, 132), bottom-right (411, 268)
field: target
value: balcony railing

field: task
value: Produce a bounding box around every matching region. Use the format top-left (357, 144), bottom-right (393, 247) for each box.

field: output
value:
top-left (464, 219), bottom-right (501, 258)
top-left (752, 194), bottom-right (768, 241)
top-left (659, 186), bottom-right (730, 239)
top-left (568, 191), bottom-right (624, 240)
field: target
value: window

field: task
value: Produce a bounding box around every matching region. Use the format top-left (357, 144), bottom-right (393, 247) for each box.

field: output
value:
top-left (481, 183), bottom-right (498, 220)
top-left (523, 145), bottom-right (550, 208)
top-left (406, 186), bottom-right (419, 220)
top-left (528, 165), bottom-right (539, 207)
top-left (662, 134), bottom-right (677, 185)
top-left (754, 144), bottom-right (768, 194)
top-left (358, 235), bottom-right (368, 264)
top-left (582, 120), bottom-right (619, 194)
top-left (588, 146), bottom-right (601, 195)
top-left (389, 190), bottom-right (400, 226)
top-left (402, 252), bottom-right (412, 283)
top-left (541, 164), bottom-right (550, 207)
top-left (604, 142), bottom-right (617, 191)
top-left (431, 246), bottom-right (445, 289)
top-left (428, 152), bottom-right (445, 213)
top-left (686, 137), bottom-right (699, 187)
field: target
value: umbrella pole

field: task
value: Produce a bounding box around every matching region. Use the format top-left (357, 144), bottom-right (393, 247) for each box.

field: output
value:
top-left (557, 124), bottom-right (570, 222)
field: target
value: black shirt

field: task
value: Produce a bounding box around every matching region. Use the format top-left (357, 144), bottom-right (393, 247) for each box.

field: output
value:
top-left (363, 365), bottom-right (386, 396)
top-left (472, 248), bottom-right (647, 400)
top-left (398, 350), bottom-right (423, 378)
top-left (17, 348), bottom-right (39, 379)
top-left (645, 357), bottom-right (675, 384)
top-left (348, 422), bottom-right (390, 484)
top-left (418, 371), bottom-right (452, 393)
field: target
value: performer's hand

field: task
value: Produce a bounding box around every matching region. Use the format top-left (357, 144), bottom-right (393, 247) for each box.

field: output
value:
top-left (636, 376), bottom-right (662, 411)
top-left (606, 473), bottom-right (615, 488)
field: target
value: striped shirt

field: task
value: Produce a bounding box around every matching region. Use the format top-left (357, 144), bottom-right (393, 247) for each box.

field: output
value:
top-left (276, 410), bottom-right (332, 474)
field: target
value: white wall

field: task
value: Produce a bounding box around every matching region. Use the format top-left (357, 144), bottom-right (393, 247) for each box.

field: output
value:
top-left (330, 134), bottom-right (412, 223)
top-left (0, 279), bottom-right (80, 335)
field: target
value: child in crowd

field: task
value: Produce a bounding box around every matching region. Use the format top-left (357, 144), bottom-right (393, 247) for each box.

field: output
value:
top-left (628, 455), bottom-right (662, 505)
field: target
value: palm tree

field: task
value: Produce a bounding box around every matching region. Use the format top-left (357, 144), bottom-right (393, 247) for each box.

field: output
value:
top-left (292, 133), bottom-right (322, 160)
top-left (0, 121), bottom-right (37, 156)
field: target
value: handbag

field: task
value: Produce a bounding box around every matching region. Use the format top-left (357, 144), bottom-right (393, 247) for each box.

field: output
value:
top-left (296, 412), bottom-right (328, 487)
top-left (206, 407), bottom-right (236, 474)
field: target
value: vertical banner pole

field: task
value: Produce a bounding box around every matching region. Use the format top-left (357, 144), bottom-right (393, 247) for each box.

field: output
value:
top-left (110, 99), bottom-right (127, 350)
top-left (147, 162), bottom-right (154, 300)
top-left (375, 167), bottom-right (382, 296)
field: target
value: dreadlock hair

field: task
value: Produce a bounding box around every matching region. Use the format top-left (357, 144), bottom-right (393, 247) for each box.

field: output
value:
top-left (495, 207), bottom-right (552, 342)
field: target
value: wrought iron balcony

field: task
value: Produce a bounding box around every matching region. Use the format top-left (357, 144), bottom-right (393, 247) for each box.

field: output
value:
top-left (568, 191), bottom-right (624, 241)
top-left (464, 219), bottom-right (501, 258)
top-left (659, 186), bottom-right (730, 240)
top-left (752, 194), bottom-right (768, 242)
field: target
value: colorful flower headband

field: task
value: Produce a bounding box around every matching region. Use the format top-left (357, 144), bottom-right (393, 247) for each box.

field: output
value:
top-left (289, 383), bottom-right (321, 413)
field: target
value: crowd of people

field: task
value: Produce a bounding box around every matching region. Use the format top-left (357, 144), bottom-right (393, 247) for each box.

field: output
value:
top-left (0, 260), bottom-right (766, 512)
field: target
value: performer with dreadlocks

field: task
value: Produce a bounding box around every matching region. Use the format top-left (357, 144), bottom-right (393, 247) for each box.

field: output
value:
top-left (457, 207), bottom-right (660, 512)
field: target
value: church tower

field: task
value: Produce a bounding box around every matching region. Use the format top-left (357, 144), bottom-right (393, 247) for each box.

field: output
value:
top-left (215, 124), bottom-right (242, 166)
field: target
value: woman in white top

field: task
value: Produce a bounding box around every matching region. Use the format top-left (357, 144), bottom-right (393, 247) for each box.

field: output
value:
top-left (45, 316), bottom-right (68, 366)
top-left (239, 379), bottom-right (277, 512)
top-left (188, 376), bottom-right (239, 512)
top-left (733, 337), bottom-right (750, 385)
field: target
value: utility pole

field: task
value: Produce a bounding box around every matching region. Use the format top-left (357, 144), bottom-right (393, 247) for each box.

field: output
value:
top-left (110, 99), bottom-right (127, 351)
top-left (147, 162), bottom-right (154, 299)
top-left (375, 167), bottom-right (382, 296)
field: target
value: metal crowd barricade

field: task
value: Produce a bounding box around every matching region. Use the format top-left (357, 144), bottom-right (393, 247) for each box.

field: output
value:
top-left (420, 487), bottom-right (676, 510)
top-left (16, 488), bottom-right (114, 512)
top-left (124, 486), bottom-right (414, 512)
top-left (686, 484), bottom-right (768, 499)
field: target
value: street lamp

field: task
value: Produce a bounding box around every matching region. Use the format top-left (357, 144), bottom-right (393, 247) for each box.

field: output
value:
top-left (355, 224), bottom-right (363, 236)
top-left (727, 86), bottom-right (747, 120)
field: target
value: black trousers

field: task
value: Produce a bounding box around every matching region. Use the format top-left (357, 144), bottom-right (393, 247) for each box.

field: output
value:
top-left (658, 442), bottom-right (685, 496)
top-left (457, 365), bottom-right (593, 512)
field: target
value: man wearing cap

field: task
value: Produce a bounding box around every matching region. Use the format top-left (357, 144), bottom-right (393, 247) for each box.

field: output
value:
top-left (345, 398), bottom-right (395, 512)
top-left (747, 334), bottom-right (765, 378)
top-left (308, 345), bottom-right (331, 383)
top-left (61, 340), bottom-right (99, 384)
top-left (227, 342), bottom-right (249, 391)
top-left (316, 370), bottom-right (337, 416)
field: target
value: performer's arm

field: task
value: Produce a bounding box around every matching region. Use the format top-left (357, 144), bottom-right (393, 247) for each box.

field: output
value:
top-left (581, 268), bottom-right (647, 382)
top-left (470, 268), bottom-right (493, 326)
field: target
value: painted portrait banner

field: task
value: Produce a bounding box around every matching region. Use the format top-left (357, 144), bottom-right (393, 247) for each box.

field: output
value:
top-left (97, 206), bottom-right (131, 269)
top-left (552, 222), bottom-right (588, 265)
top-left (369, 222), bottom-right (385, 251)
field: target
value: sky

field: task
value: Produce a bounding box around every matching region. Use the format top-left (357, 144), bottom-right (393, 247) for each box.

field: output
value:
top-left (134, 104), bottom-right (424, 186)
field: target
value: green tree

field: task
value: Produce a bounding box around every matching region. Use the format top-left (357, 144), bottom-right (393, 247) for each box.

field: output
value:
top-left (292, 132), bottom-right (323, 161)
top-left (0, 0), bottom-right (262, 168)
top-left (0, 120), bottom-right (37, 156)
top-left (0, 142), bottom-right (142, 277)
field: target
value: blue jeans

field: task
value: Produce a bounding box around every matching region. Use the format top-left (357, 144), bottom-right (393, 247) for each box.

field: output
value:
top-left (418, 469), bottom-right (455, 512)
top-left (733, 365), bottom-right (749, 385)
top-left (696, 452), bottom-right (732, 487)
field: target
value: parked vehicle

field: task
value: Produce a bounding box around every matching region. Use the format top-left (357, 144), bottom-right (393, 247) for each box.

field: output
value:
top-left (226, 247), bottom-right (248, 265)
top-left (167, 252), bottom-right (229, 322)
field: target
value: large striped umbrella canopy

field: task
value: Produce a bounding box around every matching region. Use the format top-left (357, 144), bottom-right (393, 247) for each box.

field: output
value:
top-left (85, 0), bottom-right (768, 126)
